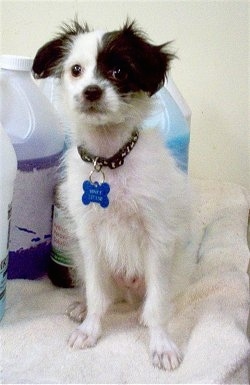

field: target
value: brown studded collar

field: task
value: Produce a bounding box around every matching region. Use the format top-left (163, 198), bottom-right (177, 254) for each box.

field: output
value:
top-left (77, 129), bottom-right (139, 170)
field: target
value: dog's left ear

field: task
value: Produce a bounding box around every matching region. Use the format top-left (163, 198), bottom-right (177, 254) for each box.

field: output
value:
top-left (142, 42), bottom-right (174, 96)
top-left (122, 22), bottom-right (175, 96)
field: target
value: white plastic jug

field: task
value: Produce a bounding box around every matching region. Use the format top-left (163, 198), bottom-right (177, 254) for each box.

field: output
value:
top-left (0, 55), bottom-right (65, 279)
top-left (0, 123), bottom-right (17, 320)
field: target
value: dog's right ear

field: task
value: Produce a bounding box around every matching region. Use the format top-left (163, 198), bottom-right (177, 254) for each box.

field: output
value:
top-left (32, 38), bottom-right (65, 79)
top-left (32, 20), bottom-right (90, 79)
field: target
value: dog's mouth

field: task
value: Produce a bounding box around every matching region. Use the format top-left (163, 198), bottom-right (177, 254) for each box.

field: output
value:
top-left (85, 105), bottom-right (103, 114)
top-left (77, 101), bottom-right (107, 115)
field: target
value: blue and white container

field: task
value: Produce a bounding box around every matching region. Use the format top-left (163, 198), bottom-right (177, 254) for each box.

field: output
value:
top-left (0, 55), bottom-right (65, 279)
top-left (143, 78), bottom-right (191, 172)
top-left (0, 123), bottom-right (17, 320)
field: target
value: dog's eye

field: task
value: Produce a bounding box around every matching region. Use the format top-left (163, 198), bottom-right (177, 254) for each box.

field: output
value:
top-left (71, 64), bottom-right (82, 77)
top-left (110, 68), bottom-right (127, 81)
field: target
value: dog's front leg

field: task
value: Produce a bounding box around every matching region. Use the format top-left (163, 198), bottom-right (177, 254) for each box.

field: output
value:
top-left (68, 251), bottom-right (113, 350)
top-left (142, 240), bottom-right (183, 371)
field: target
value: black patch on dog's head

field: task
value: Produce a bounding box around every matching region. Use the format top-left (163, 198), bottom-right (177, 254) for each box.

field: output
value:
top-left (32, 20), bottom-right (90, 78)
top-left (97, 21), bottom-right (175, 96)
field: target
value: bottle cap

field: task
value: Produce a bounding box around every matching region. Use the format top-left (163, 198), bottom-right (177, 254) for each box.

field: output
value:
top-left (0, 55), bottom-right (33, 71)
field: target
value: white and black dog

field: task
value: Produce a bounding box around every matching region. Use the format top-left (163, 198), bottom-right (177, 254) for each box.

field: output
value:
top-left (33, 20), bottom-right (196, 371)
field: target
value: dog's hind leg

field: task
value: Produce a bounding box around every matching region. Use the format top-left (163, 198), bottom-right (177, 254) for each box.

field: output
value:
top-left (67, 300), bottom-right (87, 322)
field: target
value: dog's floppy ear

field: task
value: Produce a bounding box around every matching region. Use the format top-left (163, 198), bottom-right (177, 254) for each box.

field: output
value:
top-left (139, 42), bottom-right (174, 96)
top-left (122, 21), bottom-right (176, 96)
top-left (32, 19), bottom-right (90, 79)
top-left (32, 38), bottom-right (65, 79)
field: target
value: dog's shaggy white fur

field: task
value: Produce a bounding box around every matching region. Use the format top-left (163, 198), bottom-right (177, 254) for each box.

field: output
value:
top-left (33, 20), bottom-right (196, 371)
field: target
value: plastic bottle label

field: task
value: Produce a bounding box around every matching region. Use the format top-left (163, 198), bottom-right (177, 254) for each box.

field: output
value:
top-left (0, 255), bottom-right (8, 300)
top-left (0, 204), bottom-right (11, 320)
top-left (51, 205), bottom-right (74, 267)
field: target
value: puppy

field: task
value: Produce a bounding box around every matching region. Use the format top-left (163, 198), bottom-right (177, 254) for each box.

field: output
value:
top-left (33, 20), bottom-right (195, 371)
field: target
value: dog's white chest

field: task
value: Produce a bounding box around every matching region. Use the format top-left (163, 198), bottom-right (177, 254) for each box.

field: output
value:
top-left (86, 188), bottom-right (146, 278)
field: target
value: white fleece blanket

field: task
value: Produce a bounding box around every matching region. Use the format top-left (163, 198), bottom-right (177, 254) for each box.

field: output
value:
top-left (1, 179), bottom-right (250, 384)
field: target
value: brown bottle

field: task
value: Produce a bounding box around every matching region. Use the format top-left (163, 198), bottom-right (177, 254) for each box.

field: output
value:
top-left (48, 189), bottom-right (76, 288)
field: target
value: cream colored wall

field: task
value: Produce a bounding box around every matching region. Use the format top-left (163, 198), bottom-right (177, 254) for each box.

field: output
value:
top-left (1, 0), bottom-right (249, 188)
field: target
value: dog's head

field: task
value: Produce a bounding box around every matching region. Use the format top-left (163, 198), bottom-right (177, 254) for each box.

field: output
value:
top-left (33, 20), bottom-right (175, 127)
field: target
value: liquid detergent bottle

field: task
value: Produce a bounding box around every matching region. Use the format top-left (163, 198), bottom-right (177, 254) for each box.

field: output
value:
top-left (0, 123), bottom-right (17, 320)
top-left (0, 55), bottom-right (65, 279)
top-left (36, 78), bottom-right (77, 288)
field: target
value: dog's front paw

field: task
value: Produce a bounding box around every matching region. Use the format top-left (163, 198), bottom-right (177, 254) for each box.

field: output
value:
top-left (151, 343), bottom-right (183, 371)
top-left (68, 328), bottom-right (98, 349)
top-left (66, 301), bottom-right (86, 322)
top-left (68, 314), bottom-right (101, 350)
top-left (150, 328), bottom-right (183, 371)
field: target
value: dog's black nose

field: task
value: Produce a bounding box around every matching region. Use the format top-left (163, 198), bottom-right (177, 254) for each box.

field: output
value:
top-left (83, 85), bottom-right (103, 102)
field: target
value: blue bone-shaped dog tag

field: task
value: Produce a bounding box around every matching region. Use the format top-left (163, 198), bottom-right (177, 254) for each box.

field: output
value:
top-left (82, 180), bottom-right (110, 208)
